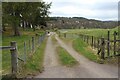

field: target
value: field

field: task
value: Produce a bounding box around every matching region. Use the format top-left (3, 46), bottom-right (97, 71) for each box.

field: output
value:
top-left (59, 27), bottom-right (119, 40)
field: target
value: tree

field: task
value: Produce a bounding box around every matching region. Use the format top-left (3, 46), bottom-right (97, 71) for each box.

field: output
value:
top-left (2, 2), bottom-right (23, 36)
top-left (2, 2), bottom-right (51, 36)
top-left (28, 2), bottom-right (51, 31)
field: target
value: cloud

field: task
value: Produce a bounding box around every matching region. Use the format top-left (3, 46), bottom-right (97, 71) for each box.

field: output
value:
top-left (43, 0), bottom-right (119, 21)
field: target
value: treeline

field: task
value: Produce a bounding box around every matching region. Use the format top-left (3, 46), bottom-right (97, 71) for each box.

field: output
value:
top-left (2, 2), bottom-right (51, 36)
top-left (47, 17), bottom-right (117, 29)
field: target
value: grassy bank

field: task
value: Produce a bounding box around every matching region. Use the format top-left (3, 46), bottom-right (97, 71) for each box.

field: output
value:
top-left (57, 46), bottom-right (78, 67)
top-left (73, 38), bottom-right (98, 62)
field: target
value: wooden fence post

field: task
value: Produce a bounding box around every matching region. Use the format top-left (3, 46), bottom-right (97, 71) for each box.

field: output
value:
top-left (83, 35), bottom-right (85, 42)
top-left (39, 36), bottom-right (41, 44)
top-left (10, 41), bottom-right (18, 76)
top-left (59, 32), bottom-right (60, 37)
top-left (101, 38), bottom-right (105, 59)
top-left (87, 35), bottom-right (89, 44)
top-left (94, 37), bottom-right (96, 48)
top-left (29, 40), bottom-right (31, 51)
top-left (39, 35), bottom-right (41, 43)
top-left (97, 38), bottom-right (100, 49)
top-left (40, 35), bottom-right (42, 43)
top-left (91, 36), bottom-right (94, 48)
top-left (114, 31), bottom-right (117, 56)
top-left (40, 35), bottom-right (42, 41)
top-left (32, 37), bottom-right (34, 52)
top-left (35, 37), bottom-right (37, 47)
top-left (107, 31), bottom-right (110, 57)
top-left (64, 33), bottom-right (66, 38)
top-left (37, 36), bottom-right (39, 46)
top-left (24, 42), bottom-right (26, 63)
top-left (42, 35), bottom-right (43, 41)
top-left (37, 36), bottom-right (39, 44)
top-left (84, 35), bottom-right (85, 42)
top-left (34, 37), bottom-right (36, 48)
top-left (85, 35), bottom-right (87, 43)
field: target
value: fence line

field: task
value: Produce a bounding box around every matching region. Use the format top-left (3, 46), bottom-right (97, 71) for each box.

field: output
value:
top-left (0, 32), bottom-right (46, 77)
top-left (60, 31), bottom-right (120, 59)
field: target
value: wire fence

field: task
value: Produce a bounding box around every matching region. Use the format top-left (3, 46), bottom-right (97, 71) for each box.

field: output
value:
top-left (1, 32), bottom-right (46, 76)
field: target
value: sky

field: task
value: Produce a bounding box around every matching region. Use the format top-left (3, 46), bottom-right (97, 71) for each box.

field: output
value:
top-left (44, 0), bottom-right (119, 21)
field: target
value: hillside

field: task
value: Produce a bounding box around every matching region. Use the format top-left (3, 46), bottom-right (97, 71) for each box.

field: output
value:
top-left (47, 17), bottom-right (118, 29)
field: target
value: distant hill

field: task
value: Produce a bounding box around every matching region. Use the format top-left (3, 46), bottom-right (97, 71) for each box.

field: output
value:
top-left (46, 17), bottom-right (118, 29)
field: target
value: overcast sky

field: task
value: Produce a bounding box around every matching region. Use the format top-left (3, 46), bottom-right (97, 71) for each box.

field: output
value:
top-left (44, 0), bottom-right (119, 21)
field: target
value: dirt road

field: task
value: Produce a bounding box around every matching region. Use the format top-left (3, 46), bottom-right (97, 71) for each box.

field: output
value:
top-left (35, 34), bottom-right (77, 78)
top-left (35, 33), bottom-right (118, 78)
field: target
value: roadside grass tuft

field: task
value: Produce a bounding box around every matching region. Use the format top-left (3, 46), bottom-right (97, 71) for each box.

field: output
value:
top-left (73, 38), bottom-right (99, 62)
top-left (57, 46), bottom-right (78, 67)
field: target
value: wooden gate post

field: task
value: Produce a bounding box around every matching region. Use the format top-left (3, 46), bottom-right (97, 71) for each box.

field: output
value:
top-left (101, 38), bottom-right (105, 59)
top-left (114, 31), bottom-right (117, 56)
top-left (10, 41), bottom-right (18, 76)
top-left (107, 31), bottom-right (110, 57)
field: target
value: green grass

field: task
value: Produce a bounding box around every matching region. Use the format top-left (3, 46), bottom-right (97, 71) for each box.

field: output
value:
top-left (57, 46), bottom-right (78, 67)
top-left (18, 38), bottom-right (47, 77)
top-left (73, 38), bottom-right (99, 62)
top-left (2, 28), bottom-right (44, 75)
top-left (59, 27), bottom-right (119, 40)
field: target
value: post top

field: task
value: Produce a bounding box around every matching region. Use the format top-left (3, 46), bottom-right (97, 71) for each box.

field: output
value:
top-left (11, 41), bottom-right (16, 43)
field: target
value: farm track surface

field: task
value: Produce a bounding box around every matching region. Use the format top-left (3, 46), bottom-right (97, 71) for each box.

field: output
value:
top-left (35, 32), bottom-right (118, 78)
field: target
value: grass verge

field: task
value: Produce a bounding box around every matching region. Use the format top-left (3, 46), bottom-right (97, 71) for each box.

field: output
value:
top-left (2, 28), bottom-right (44, 74)
top-left (57, 46), bottom-right (78, 67)
top-left (17, 38), bottom-right (47, 77)
top-left (73, 38), bottom-right (99, 63)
